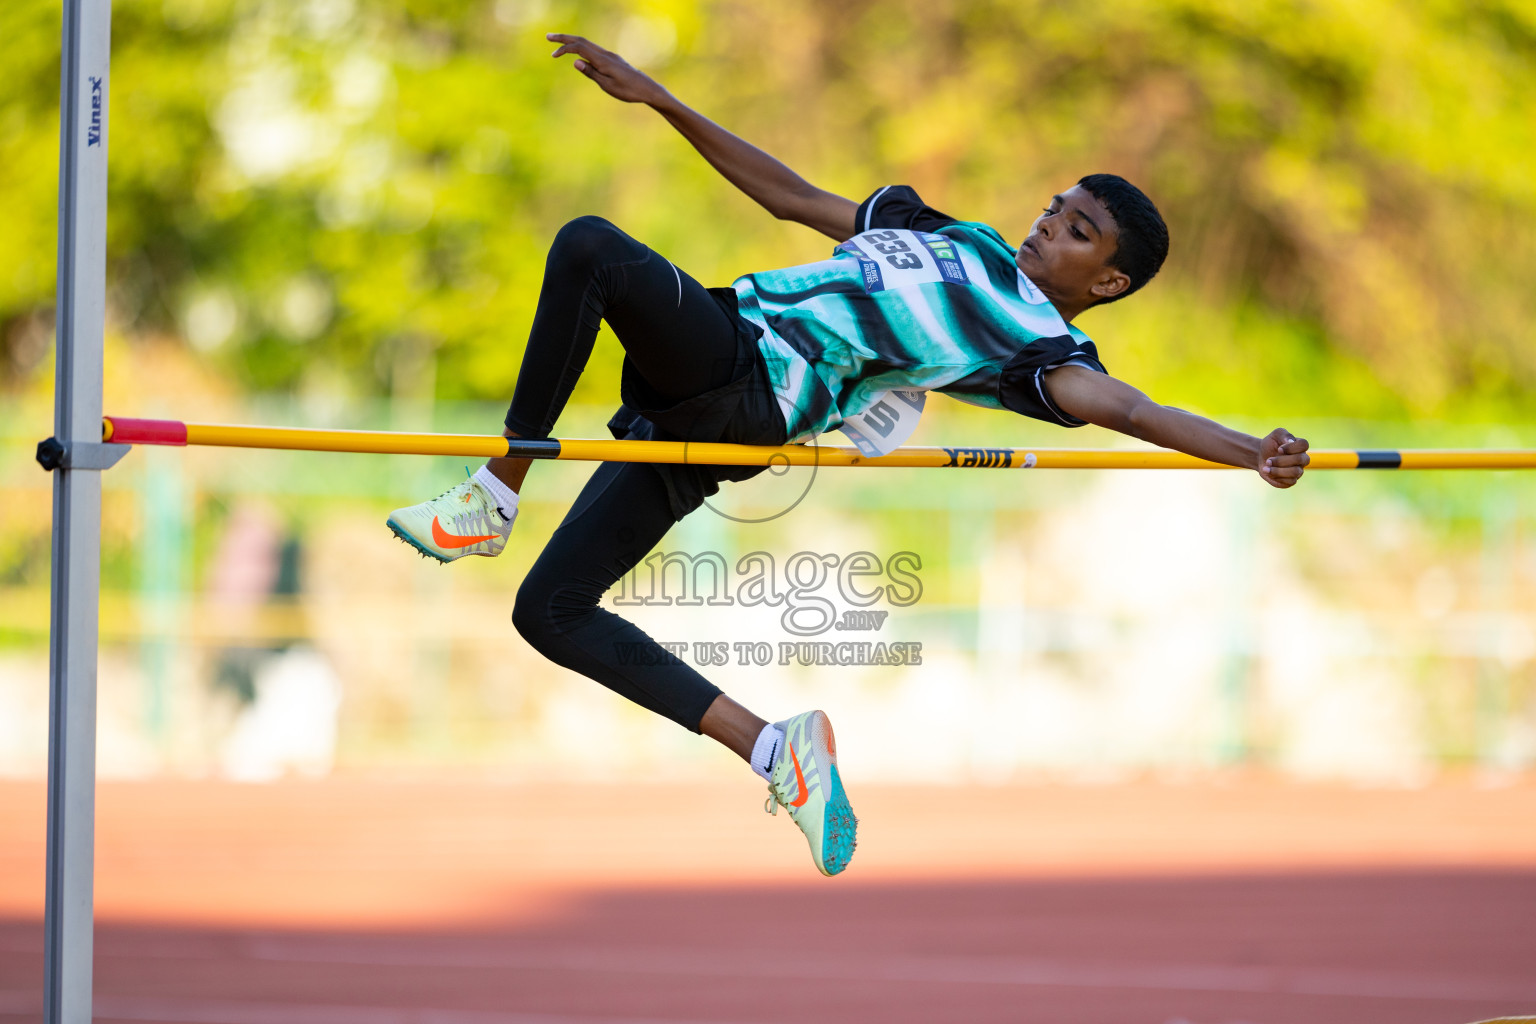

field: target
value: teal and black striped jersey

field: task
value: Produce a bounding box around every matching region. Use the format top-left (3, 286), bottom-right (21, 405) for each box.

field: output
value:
top-left (731, 185), bottom-right (1107, 445)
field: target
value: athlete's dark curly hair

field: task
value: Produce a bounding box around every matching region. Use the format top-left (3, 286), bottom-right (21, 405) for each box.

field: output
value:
top-left (1077, 173), bottom-right (1169, 305)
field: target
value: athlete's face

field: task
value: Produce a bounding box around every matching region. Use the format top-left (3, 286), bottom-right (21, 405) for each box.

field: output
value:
top-left (1015, 185), bottom-right (1131, 316)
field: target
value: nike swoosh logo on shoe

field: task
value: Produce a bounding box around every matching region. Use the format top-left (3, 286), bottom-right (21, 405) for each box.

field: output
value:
top-left (431, 516), bottom-right (498, 548)
top-left (789, 742), bottom-right (810, 808)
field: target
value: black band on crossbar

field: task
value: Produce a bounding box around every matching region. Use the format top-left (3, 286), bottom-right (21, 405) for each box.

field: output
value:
top-left (505, 438), bottom-right (563, 459)
top-left (1355, 450), bottom-right (1402, 469)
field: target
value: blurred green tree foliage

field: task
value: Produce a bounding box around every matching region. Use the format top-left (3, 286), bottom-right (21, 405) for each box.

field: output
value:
top-left (2, 0), bottom-right (1532, 418)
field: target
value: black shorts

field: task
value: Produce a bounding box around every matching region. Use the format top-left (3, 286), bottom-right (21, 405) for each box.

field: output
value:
top-left (606, 287), bottom-right (790, 521)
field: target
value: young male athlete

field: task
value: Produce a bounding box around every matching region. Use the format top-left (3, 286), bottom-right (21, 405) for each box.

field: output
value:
top-left (385, 35), bottom-right (1312, 877)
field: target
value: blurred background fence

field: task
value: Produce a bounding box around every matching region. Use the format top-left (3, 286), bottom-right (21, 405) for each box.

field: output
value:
top-left (2, 0), bottom-right (1534, 786)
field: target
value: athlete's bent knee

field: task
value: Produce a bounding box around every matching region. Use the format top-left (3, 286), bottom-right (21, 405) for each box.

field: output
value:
top-left (512, 570), bottom-right (597, 655)
top-left (547, 215), bottom-right (631, 275)
top-left (511, 567), bottom-right (555, 642)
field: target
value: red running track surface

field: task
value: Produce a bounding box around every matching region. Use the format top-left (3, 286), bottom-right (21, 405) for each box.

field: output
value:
top-left (2, 778), bottom-right (1534, 1024)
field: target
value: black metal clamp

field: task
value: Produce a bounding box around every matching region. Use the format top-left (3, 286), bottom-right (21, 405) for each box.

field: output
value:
top-left (36, 437), bottom-right (131, 471)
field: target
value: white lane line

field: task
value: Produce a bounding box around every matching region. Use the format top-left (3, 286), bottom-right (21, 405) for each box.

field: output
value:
top-left (2, 992), bottom-right (748, 1024)
top-left (8, 936), bottom-right (1533, 1006)
top-left (235, 939), bottom-right (1536, 1004)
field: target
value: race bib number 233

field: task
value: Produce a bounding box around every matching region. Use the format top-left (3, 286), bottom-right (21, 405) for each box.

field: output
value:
top-left (836, 229), bottom-right (971, 293)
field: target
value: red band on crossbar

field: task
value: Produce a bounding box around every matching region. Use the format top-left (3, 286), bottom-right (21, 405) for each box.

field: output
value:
top-left (103, 417), bottom-right (188, 445)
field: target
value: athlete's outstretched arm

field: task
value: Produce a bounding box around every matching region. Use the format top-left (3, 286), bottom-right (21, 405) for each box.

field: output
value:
top-left (547, 33), bottom-right (858, 241)
top-left (1042, 365), bottom-right (1311, 488)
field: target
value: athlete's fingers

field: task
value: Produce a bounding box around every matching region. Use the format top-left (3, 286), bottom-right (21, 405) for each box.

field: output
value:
top-left (553, 42), bottom-right (599, 64)
top-left (547, 33), bottom-right (595, 52)
top-left (549, 35), bottom-right (608, 64)
top-left (1259, 428), bottom-right (1309, 483)
top-left (1259, 459), bottom-right (1304, 486)
top-left (1269, 459), bottom-right (1305, 478)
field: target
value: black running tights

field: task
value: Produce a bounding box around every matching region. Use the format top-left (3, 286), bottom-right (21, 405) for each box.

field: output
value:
top-left (504, 215), bottom-right (747, 438)
top-left (506, 217), bottom-right (741, 732)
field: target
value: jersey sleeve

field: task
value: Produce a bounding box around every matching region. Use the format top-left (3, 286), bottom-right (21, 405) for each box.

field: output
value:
top-left (853, 185), bottom-right (960, 235)
top-left (997, 336), bottom-right (1108, 428)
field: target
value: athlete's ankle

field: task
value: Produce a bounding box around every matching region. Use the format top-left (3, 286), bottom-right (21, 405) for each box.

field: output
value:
top-left (698, 694), bottom-right (769, 763)
top-left (749, 723), bottom-right (784, 781)
top-left (472, 465), bottom-right (520, 518)
top-left (485, 446), bottom-right (530, 493)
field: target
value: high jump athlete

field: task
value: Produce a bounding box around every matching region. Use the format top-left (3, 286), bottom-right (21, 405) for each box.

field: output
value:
top-left (385, 34), bottom-right (1312, 877)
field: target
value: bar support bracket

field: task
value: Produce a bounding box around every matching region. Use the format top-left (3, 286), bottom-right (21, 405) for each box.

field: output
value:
top-left (37, 438), bottom-right (131, 472)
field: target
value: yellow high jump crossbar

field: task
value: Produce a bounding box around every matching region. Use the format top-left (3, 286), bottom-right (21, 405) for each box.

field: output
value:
top-left (79, 415), bottom-right (1536, 470)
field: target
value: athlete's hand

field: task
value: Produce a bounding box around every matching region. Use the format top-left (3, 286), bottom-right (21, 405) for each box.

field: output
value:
top-left (1258, 428), bottom-right (1309, 488)
top-left (547, 34), bottom-right (667, 105)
